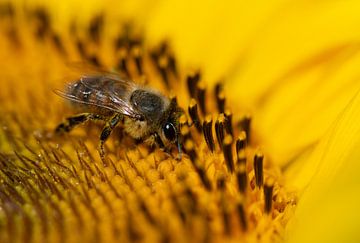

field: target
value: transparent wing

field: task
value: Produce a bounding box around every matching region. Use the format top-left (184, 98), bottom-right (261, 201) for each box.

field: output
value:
top-left (55, 74), bottom-right (141, 118)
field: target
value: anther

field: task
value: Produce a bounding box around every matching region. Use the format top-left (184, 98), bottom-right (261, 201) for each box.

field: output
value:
top-left (238, 115), bottom-right (251, 143)
top-left (185, 140), bottom-right (212, 190)
top-left (179, 114), bottom-right (189, 129)
top-left (170, 95), bottom-right (178, 106)
top-left (131, 46), bottom-right (143, 75)
top-left (184, 140), bottom-right (197, 162)
top-left (158, 42), bottom-right (168, 54)
top-left (236, 163), bottom-right (247, 193)
top-left (188, 99), bottom-right (202, 132)
top-left (254, 153), bottom-right (264, 188)
top-left (224, 110), bottom-right (233, 137)
top-left (223, 135), bottom-right (234, 173)
top-left (119, 57), bottom-right (129, 77)
top-left (236, 131), bottom-right (247, 156)
top-left (114, 35), bottom-right (127, 50)
top-left (237, 147), bottom-right (247, 168)
top-left (180, 125), bottom-right (192, 142)
top-left (196, 82), bottom-right (206, 115)
top-left (88, 14), bottom-right (104, 44)
top-left (215, 114), bottom-right (226, 149)
top-left (214, 82), bottom-right (224, 110)
top-left (187, 72), bottom-right (201, 98)
top-left (0, 3), bottom-right (14, 18)
top-left (50, 32), bottom-right (66, 55)
top-left (217, 91), bottom-right (226, 114)
top-left (88, 55), bottom-right (101, 67)
top-left (184, 187), bottom-right (198, 213)
top-left (264, 179), bottom-right (274, 214)
top-left (158, 55), bottom-right (169, 88)
top-left (168, 55), bottom-right (178, 78)
top-left (237, 202), bottom-right (247, 231)
top-left (221, 202), bottom-right (231, 236)
top-left (202, 115), bottom-right (215, 152)
top-left (117, 48), bottom-right (130, 77)
top-left (33, 8), bottom-right (50, 40)
top-left (216, 173), bottom-right (226, 191)
top-left (214, 82), bottom-right (223, 97)
top-left (76, 39), bottom-right (87, 58)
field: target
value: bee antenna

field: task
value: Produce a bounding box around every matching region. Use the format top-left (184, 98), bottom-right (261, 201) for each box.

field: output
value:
top-left (177, 138), bottom-right (182, 160)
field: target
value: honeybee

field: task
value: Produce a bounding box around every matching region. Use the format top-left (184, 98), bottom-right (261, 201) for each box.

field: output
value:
top-left (55, 74), bottom-right (183, 158)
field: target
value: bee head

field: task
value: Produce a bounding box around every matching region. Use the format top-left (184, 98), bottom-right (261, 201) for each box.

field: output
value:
top-left (160, 97), bottom-right (183, 158)
top-left (162, 122), bottom-right (177, 143)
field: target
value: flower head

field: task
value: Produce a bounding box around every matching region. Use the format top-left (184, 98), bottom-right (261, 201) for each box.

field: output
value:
top-left (1, 1), bottom-right (360, 243)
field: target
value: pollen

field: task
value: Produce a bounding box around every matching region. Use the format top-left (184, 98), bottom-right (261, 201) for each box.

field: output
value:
top-left (0, 3), bottom-right (297, 243)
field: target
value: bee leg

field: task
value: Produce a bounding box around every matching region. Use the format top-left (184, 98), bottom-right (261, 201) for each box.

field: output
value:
top-left (99, 114), bottom-right (122, 159)
top-left (56, 113), bottom-right (104, 133)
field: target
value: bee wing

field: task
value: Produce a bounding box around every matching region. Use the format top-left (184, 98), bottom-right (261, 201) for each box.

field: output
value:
top-left (56, 75), bottom-right (142, 119)
top-left (54, 87), bottom-right (120, 112)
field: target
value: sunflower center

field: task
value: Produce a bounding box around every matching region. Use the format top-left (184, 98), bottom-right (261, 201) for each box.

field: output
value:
top-left (0, 4), bottom-right (297, 243)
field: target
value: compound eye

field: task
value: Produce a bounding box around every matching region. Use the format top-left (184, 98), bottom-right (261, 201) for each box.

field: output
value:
top-left (163, 122), bottom-right (177, 142)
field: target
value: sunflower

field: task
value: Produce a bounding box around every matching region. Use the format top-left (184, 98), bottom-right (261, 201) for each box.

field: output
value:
top-left (1, 0), bottom-right (360, 243)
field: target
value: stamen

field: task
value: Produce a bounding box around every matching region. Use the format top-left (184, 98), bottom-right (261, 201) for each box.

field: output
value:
top-left (88, 55), bottom-right (101, 67)
top-left (202, 115), bottom-right (215, 152)
top-left (236, 147), bottom-right (247, 169)
top-left (179, 114), bottom-right (189, 129)
top-left (238, 115), bottom-right (251, 143)
top-left (264, 179), bottom-right (274, 214)
top-left (170, 94), bottom-right (178, 106)
top-left (185, 140), bottom-right (212, 190)
top-left (181, 124), bottom-right (192, 143)
top-left (216, 173), bottom-right (226, 191)
top-left (237, 202), bottom-right (247, 231)
top-left (117, 47), bottom-right (130, 78)
top-left (223, 135), bottom-right (234, 173)
top-left (196, 82), bottom-right (206, 115)
top-left (224, 110), bottom-right (233, 137)
top-left (214, 82), bottom-right (225, 113)
top-left (214, 82), bottom-right (223, 98)
top-left (131, 46), bottom-right (143, 75)
top-left (217, 92), bottom-right (226, 114)
top-left (187, 72), bottom-right (200, 98)
top-left (168, 55), bottom-right (178, 78)
top-left (236, 131), bottom-right (247, 155)
top-left (50, 32), bottom-right (66, 55)
top-left (158, 55), bottom-right (169, 88)
top-left (217, 174), bottom-right (231, 235)
top-left (88, 14), bottom-right (104, 44)
top-left (215, 114), bottom-right (226, 149)
top-left (76, 39), bottom-right (87, 58)
top-left (114, 33), bottom-right (127, 50)
top-left (236, 163), bottom-right (247, 194)
top-left (222, 203), bottom-right (231, 236)
top-left (254, 153), bottom-right (264, 188)
top-left (184, 187), bottom-right (198, 214)
top-left (188, 99), bottom-right (202, 132)
top-left (33, 8), bottom-right (50, 40)
top-left (0, 3), bottom-right (14, 18)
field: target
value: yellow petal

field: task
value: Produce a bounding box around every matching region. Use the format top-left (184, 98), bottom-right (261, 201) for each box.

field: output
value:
top-left (145, 0), bottom-right (290, 83)
top-left (233, 0), bottom-right (360, 166)
top-left (286, 89), bottom-right (360, 242)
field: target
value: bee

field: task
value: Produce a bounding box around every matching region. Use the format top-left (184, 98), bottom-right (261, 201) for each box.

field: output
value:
top-left (55, 74), bottom-right (183, 158)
